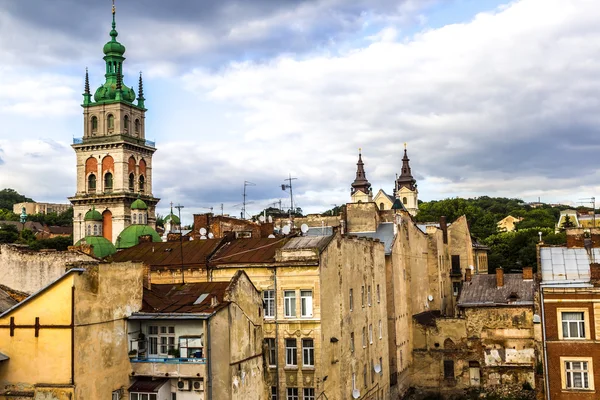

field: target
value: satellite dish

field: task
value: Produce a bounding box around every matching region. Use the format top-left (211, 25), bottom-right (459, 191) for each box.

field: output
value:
top-left (199, 228), bottom-right (207, 235)
top-left (428, 295), bottom-right (434, 302)
top-left (200, 235), bottom-right (207, 240)
top-left (300, 224), bottom-right (309, 234)
top-left (208, 232), bottom-right (214, 239)
top-left (268, 216), bottom-right (273, 223)
top-left (374, 364), bottom-right (382, 374)
top-left (282, 225), bottom-right (291, 235)
top-left (352, 389), bottom-right (360, 399)
top-left (259, 215), bottom-right (266, 223)
top-left (268, 234), bottom-right (276, 239)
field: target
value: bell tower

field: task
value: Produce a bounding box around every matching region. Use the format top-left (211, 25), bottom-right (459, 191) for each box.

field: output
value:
top-left (69, 2), bottom-right (159, 244)
top-left (394, 144), bottom-right (418, 216)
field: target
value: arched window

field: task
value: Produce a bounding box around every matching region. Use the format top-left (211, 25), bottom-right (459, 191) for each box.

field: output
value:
top-left (134, 119), bottom-right (140, 135)
top-left (139, 175), bottom-right (145, 193)
top-left (133, 213), bottom-right (137, 224)
top-left (380, 203), bottom-right (385, 210)
top-left (123, 115), bottom-right (129, 133)
top-left (144, 214), bottom-right (147, 224)
top-left (107, 114), bottom-right (114, 131)
top-left (88, 174), bottom-right (96, 193)
top-left (402, 197), bottom-right (407, 205)
top-left (104, 172), bottom-right (113, 192)
top-left (93, 224), bottom-right (98, 236)
top-left (87, 225), bottom-right (91, 236)
top-left (129, 173), bottom-right (135, 191)
top-left (91, 116), bottom-right (98, 134)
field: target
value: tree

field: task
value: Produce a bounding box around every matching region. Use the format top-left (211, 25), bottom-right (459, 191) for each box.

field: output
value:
top-left (561, 215), bottom-right (576, 230)
top-left (0, 224), bottom-right (19, 244)
top-left (0, 188), bottom-right (33, 210)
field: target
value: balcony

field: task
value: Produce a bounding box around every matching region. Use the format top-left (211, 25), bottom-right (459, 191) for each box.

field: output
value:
top-left (131, 357), bottom-right (206, 378)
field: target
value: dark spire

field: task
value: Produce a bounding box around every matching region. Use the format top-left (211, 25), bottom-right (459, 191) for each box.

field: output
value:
top-left (137, 71), bottom-right (145, 108)
top-left (351, 148), bottom-right (372, 196)
top-left (395, 143), bottom-right (417, 194)
top-left (83, 67), bottom-right (92, 105)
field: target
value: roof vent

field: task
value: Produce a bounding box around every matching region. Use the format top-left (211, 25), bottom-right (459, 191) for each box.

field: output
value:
top-left (210, 296), bottom-right (219, 308)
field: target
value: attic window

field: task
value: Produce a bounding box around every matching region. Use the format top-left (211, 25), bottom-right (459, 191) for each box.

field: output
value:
top-left (508, 291), bottom-right (519, 301)
top-left (164, 248), bottom-right (173, 252)
top-left (194, 293), bottom-right (209, 305)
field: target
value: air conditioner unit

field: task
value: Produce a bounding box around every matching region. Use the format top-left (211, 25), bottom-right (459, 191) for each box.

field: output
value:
top-left (177, 380), bottom-right (191, 391)
top-left (192, 380), bottom-right (204, 391)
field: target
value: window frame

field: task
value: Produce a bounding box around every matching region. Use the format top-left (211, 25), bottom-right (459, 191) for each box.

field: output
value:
top-left (286, 387), bottom-right (299, 400)
top-left (285, 338), bottom-right (297, 367)
top-left (379, 319), bottom-right (382, 339)
top-left (369, 324), bottom-right (373, 344)
top-left (271, 386), bottom-right (277, 400)
top-left (349, 288), bottom-right (353, 311)
top-left (301, 290), bottom-right (313, 318)
top-left (263, 290), bottom-right (275, 318)
top-left (284, 290), bottom-right (297, 318)
top-left (302, 338), bottom-right (314, 368)
top-left (376, 284), bottom-right (380, 303)
top-left (302, 388), bottom-right (315, 400)
top-left (265, 338), bottom-right (276, 367)
top-left (350, 332), bottom-right (355, 353)
top-left (561, 357), bottom-right (594, 390)
top-left (367, 285), bottom-right (372, 306)
top-left (557, 308), bottom-right (590, 340)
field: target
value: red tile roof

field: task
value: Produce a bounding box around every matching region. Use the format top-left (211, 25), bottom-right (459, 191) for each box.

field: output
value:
top-left (210, 237), bottom-right (288, 265)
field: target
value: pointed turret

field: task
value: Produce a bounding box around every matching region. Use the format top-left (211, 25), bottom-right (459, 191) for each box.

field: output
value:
top-left (83, 68), bottom-right (91, 105)
top-left (350, 149), bottom-right (373, 203)
top-left (137, 72), bottom-right (146, 109)
top-left (394, 143), bottom-right (419, 216)
top-left (395, 144), bottom-right (416, 193)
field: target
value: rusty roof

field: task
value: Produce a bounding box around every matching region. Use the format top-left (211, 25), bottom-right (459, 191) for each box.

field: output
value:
top-left (141, 281), bottom-right (231, 314)
top-left (413, 310), bottom-right (442, 327)
top-left (111, 239), bottom-right (223, 268)
top-left (458, 274), bottom-right (534, 307)
top-left (129, 378), bottom-right (169, 392)
top-left (210, 237), bottom-right (288, 265)
top-left (282, 235), bottom-right (334, 251)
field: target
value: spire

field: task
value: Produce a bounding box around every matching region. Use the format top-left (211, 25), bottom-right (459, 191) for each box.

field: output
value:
top-left (351, 148), bottom-right (372, 195)
top-left (137, 71), bottom-right (145, 108)
top-left (395, 143), bottom-right (417, 193)
top-left (83, 68), bottom-right (92, 105)
top-left (115, 63), bottom-right (123, 101)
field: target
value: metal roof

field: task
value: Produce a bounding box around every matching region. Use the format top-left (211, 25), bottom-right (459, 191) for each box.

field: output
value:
top-left (350, 223), bottom-right (395, 255)
top-left (0, 289), bottom-right (18, 313)
top-left (141, 281), bottom-right (230, 314)
top-left (305, 226), bottom-right (334, 237)
top-left (112, 239), bottom-right (223, 268)
top-left (458, 274), bottom-right (534, 307)
top-left (539, 247), bottom-right (599, 285)
top-left (129, 378), bottom-right (169, 393)
top-left (282, 236), bottom-right (333, 252)
top-left (210, 238), bottom-right (287, 265)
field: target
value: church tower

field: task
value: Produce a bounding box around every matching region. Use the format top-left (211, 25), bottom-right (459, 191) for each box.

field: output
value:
top-left (394, 144), bottom-right (418, 216)
top-left (350, 149), bottom-right (373, 203)
top-left (69, 3), bottom-right (159, 245)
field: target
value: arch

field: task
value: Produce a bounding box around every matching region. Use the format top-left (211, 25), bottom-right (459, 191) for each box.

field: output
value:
top-left (104, 172), bottom-right (113, 192)
top-left (402, 197), bottom-right (408, 205)
top-left (107, 114), bottom-right (115, 131)
top-left (85, 157), bottom-right (98, 175)
top-left (128, 156), bottom-right (136, 173)
top-left (129, 173), bottom-right (135, 192)
top-left (134, 119), bottom-right (140, 135)
top-left (86, 224), bottom-right (91, 236)
top-left (91, 116), bottom-right (98, 134)
top-left (102, 210), bottom-right (113, 242)
top-left (139, 175), bottom-right (145, 193)
top-left (139, 159), bottom-right (147, 176)
top-left (123, 115), bottom-right (130, 133)
top-left (444, 338), bottom-right (455, 349)
top-left (101, 155), bottom-right (114, 174)
top-left (93, 224), bottom-right (98, 236)
top-left (380, 202), bottom-right (385, 211)
top-left (87, 174), bottom-right (97, 193)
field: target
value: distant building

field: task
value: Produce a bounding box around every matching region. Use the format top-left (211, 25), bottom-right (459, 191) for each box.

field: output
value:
top-left (12, 202), bottom-right (71, 216)
top-left (497, 215), bottom-right (524, 232)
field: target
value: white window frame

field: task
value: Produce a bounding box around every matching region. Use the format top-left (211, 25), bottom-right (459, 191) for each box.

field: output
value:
top-left (301, 290), bottom-right (313, 318)
top-left (561, 357), bottom-right (594, 390)
top-left (285, 338), bottom-right (297, 367)
top-left (302, 338), bottom-right (314, 367)
top-left (112, 391), bottom-right (121, 400)
top-left (352, 373), bottom-right (356, 390)
top-left (265, 338), bottom-right (276, 367)
top-left (302, 388), bottom-right (315, 400)
top-left (558, 308), bottom-right (590, 340)
top-left (369, 324), bottom-right (373, 344)
top-left (286, 387), bottom-right (299, 400)
top-left (147, 325), bottom-right (159, 356)
top-left (284, 290), bottom-right (296, 318)
top-left (271, 386), bottom-right (277, 400)
top-left (130, 394), bottom-right (157, 400)
top-left (367, 285), bottom-right (372, 306)
top-left (362, 327), bottom-right (366, 348)
top-left (379, 320), bottom-right (382, 339)
top-left (263, 290), bottom-right (275, 318)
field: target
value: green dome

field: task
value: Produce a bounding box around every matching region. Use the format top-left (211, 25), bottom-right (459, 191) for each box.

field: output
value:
top-left (94, 82), bottom-right (136, 103)
top-left (103, 30), bottom-right (126, 56)
top-left (85, 208), bottom-right (103, 221)
top-left (116, 225), bottom-right (162, 249)
top-left (75, 236), bottom-right (116, 259)
top-left (131, 198), bottom-right (148, 210)
top-left (164, 213), bottom-right (180, 224)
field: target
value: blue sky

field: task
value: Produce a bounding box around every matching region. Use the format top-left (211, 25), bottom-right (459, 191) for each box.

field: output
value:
top-left (1, 0), bottom-right (600, 224)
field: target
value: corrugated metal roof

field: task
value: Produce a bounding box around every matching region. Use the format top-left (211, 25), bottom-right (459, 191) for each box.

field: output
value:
top-left (210, 238), bottom-right (287, 265)
top-left (282, 236), bottom-right (333, 251)
top-left (129, 378), bottom-right (169, 392)
top-left (305, 226), bottom-right (334, 237)
top-left (458, 274), bottom-right (534, 307)
top-left (141, 281), bottom-right (230, 314)
top-left (350, 223), bottom-right (395, 255)
top-left (539, 247), bottom-right (600, 285)
top-left (112, 239), bottom-right (222, 268)
top-left (0, 289), bottom-right (18, 313)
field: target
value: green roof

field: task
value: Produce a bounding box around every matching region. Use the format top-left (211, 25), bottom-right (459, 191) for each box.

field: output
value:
top-left (131, 198), bottom-right (148, 210)
top-left (115, 225), bottom-right (162, 249)
top-left (75, 236), bottom-right (116, 259)
top-left (85, 207), bottom-right (103, 221)
top-left (164, 212), bottom-right (180, 224)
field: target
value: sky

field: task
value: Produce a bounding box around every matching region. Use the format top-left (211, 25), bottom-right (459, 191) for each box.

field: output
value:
top-left (1, 0), bottom-right (600, 224)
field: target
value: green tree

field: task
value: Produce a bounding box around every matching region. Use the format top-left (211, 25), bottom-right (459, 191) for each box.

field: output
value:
top-left (0, 188), bottom-right (33, 210)
top-left (561, 215), bottom-right (576, 230)
top-left (0, 224), bottom-right (19, 244)
top-left (0, 209), bottom-right (19, 221)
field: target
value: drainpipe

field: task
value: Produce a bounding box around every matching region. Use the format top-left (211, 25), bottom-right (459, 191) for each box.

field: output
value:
top-left (540, 288), bottom-right (550, 400)
top-left (207, 318), bottom-right (212, 400)
top-left (274, 267), bottom-right (280, 399)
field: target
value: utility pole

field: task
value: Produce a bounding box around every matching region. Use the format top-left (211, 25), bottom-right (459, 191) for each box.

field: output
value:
top-left (281, 174), bottom-right (297, 220)
top-left (174, 203), bottom-right (185, 284)
top-left (578, 197), bottom-right (597, 228)
top-left (242, 181), bottom-right (256, 220)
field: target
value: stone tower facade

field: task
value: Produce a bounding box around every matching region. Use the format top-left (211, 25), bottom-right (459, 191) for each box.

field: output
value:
top-left (69, 6), bottom-right (159, 244)
top-left (350, 150), bottom-right (373, 203)
top-left (394, 145), bottom-right (418, 216)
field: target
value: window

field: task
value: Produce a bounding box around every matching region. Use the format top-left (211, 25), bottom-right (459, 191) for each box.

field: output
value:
top-left (451, 255), bottom-right (461, 274)
top-left (88, 174), bottom-right (96, 192)
top-left (350, 332), bottom-right (355, 353)
top-left (159, 326), bottom-right (175, 354)
top-left (368, 285), bottom-right (372, 306)
top-left (104, 172), bottom-right (113, 192)
top-left (286, 388), bottom-right (298, 400)
top-left (124, 115), bottom-right (130, 133)
top-left (171, 394), bottom-right (176, 400)
top-left (112, 390), bottom-right (120, 400)
top-left (369, 324), bottom-right (373, 344)
top-left (352, 373), bottom-right (356, 390)
top-left (265, 338), bottom-right (276, 367)
top-left (379, 320), bottom-right (382, 339)
top-left (301, 290), bottom-right (313, 317)
top-left (371, 359), bottom-right (375, 383)
top-left (363, 364), bottom-right (368, 387)
top-left (362, 327), bottom-right (366, 348)
top-left (139, 175), bottom-right (145, 193)
top-left (263, 290), bottom-right (275, 318)
top-left (178, 337), bottom-right (203, 358)
top-left (147, 325), bottom-right (159, 356)
top-left (402, 197), bottom-right (407, 205)
top-left (285, 338), bottom-right (297, 367)
top-left (444, 360), bottom-right (455, 379)
top-left (91, 116), bottom-right (98, 133)
top-left (87, 225), bottom-right (91, 236)
top-left (379, 202), bottom-right (384, 210)
top-left (379, 357), bottom-right (383, 374)
top-left (130, 394), bottom-right (157, 400)
top-left (453, 282), bottom-right (460, 296)
top-left (133, 213), bottom-right (137, 224)
top-left (565, 361), bottom-right (590, 389)
top-left (271, 387), bottom-right (277, 400)
top-left (303, 388), bottom-right (315, 400)
top-left (361, 286), bottom-right (365, 307)
top-left (284, 290), bottom-right (296, 317)
top-left (135, 119), bottom-right (140, 135)
top-left (562, 311), bottom-right (586, 339)
top-left (107, 114), bottom-right (114, 130)
top-left (93, 224), bottom-right (98, 236)
top-left (129, 173), bottom-right (135, 191)
top-left (376, 284), bottom-right (380, 303)
top-left (349, 288), bottom-right (353, 311)
top-left (302, 339), bottom-right (314, 367)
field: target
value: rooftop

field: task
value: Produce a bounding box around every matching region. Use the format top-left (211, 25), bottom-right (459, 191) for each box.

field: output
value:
top-left (539, 246), bottom-right (598, 286)
top-left (349, 222), bottom-right (395, 255)
top-left (210, 237), bottom-right (288, 265)
top-left (458, 274), bottom-right (534, 307)
top-left (141, 281), bottom-right (231, 315)
top-left (112, 239), bottom-right (222, 268)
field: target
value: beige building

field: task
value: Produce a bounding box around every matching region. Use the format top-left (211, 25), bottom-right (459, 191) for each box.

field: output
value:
top-left (12, 202), bottom-right (71, 216)
top-left (497, 215), bottom-right (523, 232)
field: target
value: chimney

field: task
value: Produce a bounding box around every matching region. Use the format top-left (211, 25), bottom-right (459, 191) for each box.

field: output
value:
top-left (496, 267), bottom-right (504, 288)
top-left (522, 266), bottom-right (533, 280)
top-left (440, 216), bottom-right (448, 244)
top-left (590, 263), bottom-right (600, 281)
top-left (142, 264), bottom-right (151, 290)
top-left (465, 268), bottom-right (472, 282)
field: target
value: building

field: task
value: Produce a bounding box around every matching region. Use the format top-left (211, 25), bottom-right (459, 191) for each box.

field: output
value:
top-left (12, 202), bottom-right (71, 216)
top-left (350, 150), bottom-right (373, 203)
top-left (193, 213), bottom-right (274, 240)
top-left (69, 5), bottom-right (160, 246)
top-left (497, 215), bottom-right (524, 232)
top-left (127, 270), bottom-right (265, 400)
top-left (393, 145), bottom-right (418, 216)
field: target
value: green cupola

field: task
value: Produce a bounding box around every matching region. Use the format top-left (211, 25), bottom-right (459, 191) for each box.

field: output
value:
top-left (131, 197), bottom-right (148, 210)
top-left (84, 206), bottom-right (103, 221)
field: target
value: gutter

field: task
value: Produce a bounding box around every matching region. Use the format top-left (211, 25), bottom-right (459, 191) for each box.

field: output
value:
top-left (540, 288), bottom-right (550, 400)
top-left (207, 316), bottom-right (212, 400)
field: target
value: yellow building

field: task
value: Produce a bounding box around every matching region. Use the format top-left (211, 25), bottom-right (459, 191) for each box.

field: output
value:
top-left (497, 215), bottom-right (523, 232)
top-left (12, 202), bottom-right (71, 216)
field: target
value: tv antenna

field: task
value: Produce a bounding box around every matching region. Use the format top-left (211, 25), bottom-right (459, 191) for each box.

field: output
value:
top-left (242, 181), bottom-right (256, 220)
top-left (578, 197), bottom-right (596, 227)
top-left (281, 174), bottom-right (297, 219)
top-left (174, 203), bottom-right (185, 284)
